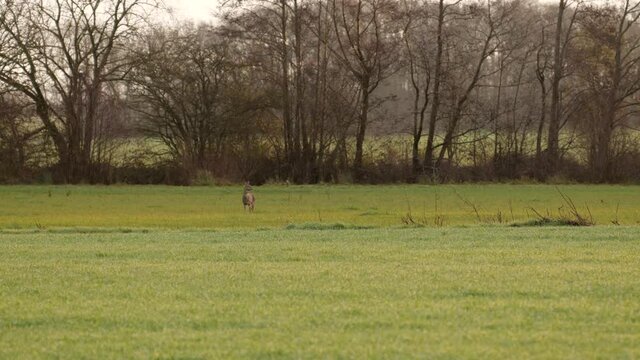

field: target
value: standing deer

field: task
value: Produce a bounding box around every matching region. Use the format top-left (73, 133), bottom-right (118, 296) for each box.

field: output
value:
top-left (242, 181), bottom-right (256, 212)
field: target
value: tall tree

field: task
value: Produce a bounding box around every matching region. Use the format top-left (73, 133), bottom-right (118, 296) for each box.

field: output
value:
top-left (401, 0), bottom-right (433, 181)
top-left (423, 0), bottom-right (459, 177)
top-left (547, 0), bottom-right (580, 175)
top-left (435, 1), bottom-right (521, 171)
top-left (0, 0), bottom-right (155, 183)
top-left (577, 1), bottom-right (640, 181)
top-left (328, 0), bottom-right (400, 182)
top-left (129, 25), bottom-right (253, 174)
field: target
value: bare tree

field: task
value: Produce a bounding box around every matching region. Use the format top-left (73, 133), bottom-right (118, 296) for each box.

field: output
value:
top-left (547, 0), bottom-right (581, 175)
top-left (434, 1), bottom-right (522, 171)
top-left (422, 0), bottom-right (462, 178)
top-left (576, 0), bottom-right (640, 181)
top-left (2, 0), bottom-right (640, 184)
top-left (129, 25), bottom-right (252, 175)
top-left (535, 14), bottom-right (552, 176)
top-left (400, 0), bottom-right (433, 181)
top-left (328, 0), bottom-right (401, 181)
top-left (0, 93), bottom-right (46, 181)
top-left (0, 0), bottom-right (156, 183)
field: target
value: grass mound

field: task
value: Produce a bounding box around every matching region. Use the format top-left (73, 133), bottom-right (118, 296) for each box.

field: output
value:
top-left (511, 218), bottom-right (593, 227)
top-left (284, 222), bottom-right (374, 231)
top-left (0, 227), bottom-right (153, 234)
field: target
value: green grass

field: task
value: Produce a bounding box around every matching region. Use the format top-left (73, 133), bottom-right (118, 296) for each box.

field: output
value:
top-left (1, 227), bottom-right (639, 358)
top-left (2, 185), bottom-right (639, 357)
top-left (1, 184), bottom-right (640, 230)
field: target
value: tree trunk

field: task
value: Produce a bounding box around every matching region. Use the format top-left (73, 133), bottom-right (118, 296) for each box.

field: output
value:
top-left (593, 124), bottom-right (613, 182)
top-left (595, 25), bottom-right (623, 182)
top-left (424, 0), bottom-right (445, 177)
top-left (548, 0), bottom-right (566, 175)
top-left (280, 0), bottom-right (293, 180)
top-left (436, 21), bottom-right (494, 168)
top-left (536, 71), bottom-right (547, 180)
top-left (354, 81), bottom-right (370, 182)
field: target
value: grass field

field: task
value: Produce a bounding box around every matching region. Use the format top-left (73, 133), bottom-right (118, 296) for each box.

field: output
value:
top-left (1, 227), bottom-right (639, 358)
top-left (1, 184), bottom-right (640, 230)
top-left (1, 185), bottom-right (639, 358)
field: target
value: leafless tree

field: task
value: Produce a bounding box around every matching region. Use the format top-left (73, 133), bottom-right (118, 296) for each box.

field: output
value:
top-left (2, 0), bottom-right (640, 184)
top-left (327, 0), bottom-right (401, 181)
top-left (433, 1), bottom-right (521, 171)
top-left (547, 0), bottom-right (582, 175)
top-left (400, 0), bottom-right (438, 181)
top-left (0, 93), bottom-right (46, 180)
top-left (575, 0), bottom-right (640, 181)
top-left (0, 0), bottom-right (157, 183)
top-left (129, 25), bottom-right (251, 175)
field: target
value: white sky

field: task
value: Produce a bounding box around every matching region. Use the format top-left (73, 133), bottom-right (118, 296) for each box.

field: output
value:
top-left (164, 0), bottom-right (588, 22)
top-left (166, 0), bottom-right (220, 22)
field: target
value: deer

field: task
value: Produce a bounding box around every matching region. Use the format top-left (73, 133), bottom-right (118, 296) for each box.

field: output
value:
top-left (242, 181), bottom-right (256, 212)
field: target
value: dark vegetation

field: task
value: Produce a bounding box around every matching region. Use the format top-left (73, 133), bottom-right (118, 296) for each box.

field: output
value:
top-left (2, 0), bottom-right (640, 185)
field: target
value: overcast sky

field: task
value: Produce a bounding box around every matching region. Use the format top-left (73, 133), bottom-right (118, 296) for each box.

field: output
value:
top-left (166, 0), bottom-right (220, 22)
top-left (164, 0), bottom-right (585, 23)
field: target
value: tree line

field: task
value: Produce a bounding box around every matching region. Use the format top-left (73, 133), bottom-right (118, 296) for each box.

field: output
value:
top-left (1, 0), bottom-right (640, 184)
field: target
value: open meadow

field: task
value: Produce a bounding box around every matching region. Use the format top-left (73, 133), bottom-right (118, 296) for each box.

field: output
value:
top-left (1, 184), bottom-right (640, 229)
top-left (1, 185), bottom-right (640, 358)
